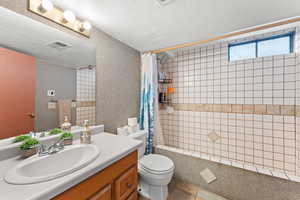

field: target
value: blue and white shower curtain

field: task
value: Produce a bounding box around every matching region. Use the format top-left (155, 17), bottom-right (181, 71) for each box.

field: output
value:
top-left (139, 53), bottom-right (158, 154)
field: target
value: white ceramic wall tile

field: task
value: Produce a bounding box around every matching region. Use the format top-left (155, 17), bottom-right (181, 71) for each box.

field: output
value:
top-left (156, 145), bottom-right (300, 183)
top-left (159, 27), bottom-right (300, 180)
top-left (76, 68), bottom-right (96, 126)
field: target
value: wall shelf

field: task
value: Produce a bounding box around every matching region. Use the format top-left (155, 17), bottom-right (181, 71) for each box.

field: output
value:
top-left (160, 101), bottom-right (172, 104)
top-left (158, 79), bottom-right (173, 84)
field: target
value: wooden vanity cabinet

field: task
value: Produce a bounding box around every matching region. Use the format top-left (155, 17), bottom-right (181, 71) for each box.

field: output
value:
top-left (88, 184), bottom-right (112, 200)
top-left (53, 151), bottom-right (138, 200)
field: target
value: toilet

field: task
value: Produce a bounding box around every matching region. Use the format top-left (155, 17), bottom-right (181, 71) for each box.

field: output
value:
top-left (128, 130), bottom-right (174, 200)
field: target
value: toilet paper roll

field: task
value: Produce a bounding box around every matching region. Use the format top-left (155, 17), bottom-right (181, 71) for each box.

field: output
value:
top-left (128, 117), bottom-right (137, 127)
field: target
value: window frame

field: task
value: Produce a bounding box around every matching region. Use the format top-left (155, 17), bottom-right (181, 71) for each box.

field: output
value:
top-left (228, 31), bottom-right (295, 61)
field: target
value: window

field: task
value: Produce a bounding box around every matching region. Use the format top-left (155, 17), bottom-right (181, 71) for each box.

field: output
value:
top-left (229, 32), bottom-right (294, 61)
top-left (229, 42), bottom-right (256, 61)
top-left (257, 36), bottom-right (291, 57)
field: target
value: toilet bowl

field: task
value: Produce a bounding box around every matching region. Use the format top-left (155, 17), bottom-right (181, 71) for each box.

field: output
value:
top-left (127, 131), bottom-right (174, 200)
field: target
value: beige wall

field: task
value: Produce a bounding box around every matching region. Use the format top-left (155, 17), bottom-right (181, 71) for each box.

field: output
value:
top-left (0, 1), bottom-right (140, 133)
top-left (91, 30), bottom-right (140, 133)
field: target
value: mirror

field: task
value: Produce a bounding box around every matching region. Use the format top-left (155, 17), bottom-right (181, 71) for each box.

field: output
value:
top-left (0, 7), bottom-right (96, 141)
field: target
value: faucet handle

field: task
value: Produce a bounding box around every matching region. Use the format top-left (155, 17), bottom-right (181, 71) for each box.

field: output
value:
top-left (37, 144), bottom-right (47, 155)
top-left (29, 131), bottom-right (37, 139)
top-left (56, 139), bottom-right (65, 150)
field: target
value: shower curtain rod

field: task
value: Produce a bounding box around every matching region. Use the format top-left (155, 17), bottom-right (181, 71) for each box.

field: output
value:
top-left (151, 16), bottom-right (300, 54)
top-left (77, 65), bottom-right (95, 70)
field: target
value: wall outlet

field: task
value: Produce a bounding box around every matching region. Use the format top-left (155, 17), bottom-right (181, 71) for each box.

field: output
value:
top-left (47, 89), bottom-right (55, 97)
top-left (48, 102), bottom-right (56, 109)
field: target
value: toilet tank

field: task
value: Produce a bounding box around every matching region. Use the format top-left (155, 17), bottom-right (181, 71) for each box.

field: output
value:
top-left (128, 130), bottom-right (146, 159)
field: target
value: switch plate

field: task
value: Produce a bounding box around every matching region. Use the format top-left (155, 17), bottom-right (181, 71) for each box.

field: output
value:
top-left (47, 89), bottom-right (55, 97)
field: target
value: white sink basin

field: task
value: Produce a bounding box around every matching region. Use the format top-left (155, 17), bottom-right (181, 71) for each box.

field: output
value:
top-left (5, 144), bottom-right (100, 185)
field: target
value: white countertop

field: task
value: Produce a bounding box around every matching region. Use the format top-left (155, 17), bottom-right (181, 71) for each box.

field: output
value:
top-left (0, 132), bottom-right (142, 200)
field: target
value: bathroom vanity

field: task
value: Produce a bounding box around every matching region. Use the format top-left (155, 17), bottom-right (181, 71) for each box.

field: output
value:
top-left (53, 151), bottom-right (138, 200)
top-left (0, 132), bottom-right (142, 200)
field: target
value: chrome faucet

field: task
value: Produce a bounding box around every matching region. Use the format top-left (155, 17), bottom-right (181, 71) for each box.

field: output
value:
top-left (28, 131), bottom-right (37, 139)
top-left (37, 140), bottom-right (64, 156)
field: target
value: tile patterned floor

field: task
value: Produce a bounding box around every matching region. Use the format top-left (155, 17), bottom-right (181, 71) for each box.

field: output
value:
top-left (139, 179), bottom-right (229, 200)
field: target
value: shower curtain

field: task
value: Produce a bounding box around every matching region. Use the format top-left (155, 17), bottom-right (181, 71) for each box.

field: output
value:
top-left (139, 53), bottom-right (163, 154)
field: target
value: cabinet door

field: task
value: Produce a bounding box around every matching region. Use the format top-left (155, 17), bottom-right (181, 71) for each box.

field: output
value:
top-left (126, 192), bottom-right (138, 200)
top-left (115, 166), bottom-right (138, 200)
top-left (88, 184), bottom-right (111, 200)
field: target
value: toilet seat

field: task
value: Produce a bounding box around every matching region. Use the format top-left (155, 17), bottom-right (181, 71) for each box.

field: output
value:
top-left (139, 154), bottom-right (174, 175)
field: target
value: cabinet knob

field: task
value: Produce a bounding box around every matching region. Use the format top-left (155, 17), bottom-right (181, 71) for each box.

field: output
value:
top-left (126, 182), bottom-right (132, 188)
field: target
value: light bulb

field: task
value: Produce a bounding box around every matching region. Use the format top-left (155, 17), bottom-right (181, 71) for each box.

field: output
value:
top-left (39, 0), bottom-right (53, 13)
top-left (63, 10), bottom-right (76, 23)
top-left (80, 21), bottom-right (92, 31)
top-left (83, 21), bottom-right (92, 30)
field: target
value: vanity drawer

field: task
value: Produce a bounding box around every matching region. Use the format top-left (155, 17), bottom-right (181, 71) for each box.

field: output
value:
top-left (115, 166), bottom-right (138, 200)
top-left (88, 184), bottom-right (111, 200)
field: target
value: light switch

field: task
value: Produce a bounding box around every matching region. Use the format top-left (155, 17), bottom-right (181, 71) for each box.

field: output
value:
top-left (47, 89), bottom-right (55, 97)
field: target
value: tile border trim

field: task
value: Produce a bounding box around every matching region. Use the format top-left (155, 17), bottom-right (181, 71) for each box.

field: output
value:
top-left (169, 103), bottom-right (299, 116)
top-left (76, 101), bottom-right (96, 108)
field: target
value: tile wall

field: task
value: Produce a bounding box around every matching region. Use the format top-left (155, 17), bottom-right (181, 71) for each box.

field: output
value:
top-left (159, 28), bottom-right (300, 177)
top-left (76, 68), bottom-right (96, 126)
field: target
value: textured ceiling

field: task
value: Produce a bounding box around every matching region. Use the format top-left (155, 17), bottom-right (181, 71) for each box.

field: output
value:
top-left (52, 0), bottom-right (300, 52)
top-left (0, 7), bottom-right (96, 68)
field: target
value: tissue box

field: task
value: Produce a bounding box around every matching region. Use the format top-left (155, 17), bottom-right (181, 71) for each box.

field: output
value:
top-left (128, 118), bottom-right (137, 127)
top-left (117, 126), bottom-right (129, 136)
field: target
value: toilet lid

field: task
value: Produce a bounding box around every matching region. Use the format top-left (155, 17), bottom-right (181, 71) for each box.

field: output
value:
top-left (139, 154), bottom-right (174, 173)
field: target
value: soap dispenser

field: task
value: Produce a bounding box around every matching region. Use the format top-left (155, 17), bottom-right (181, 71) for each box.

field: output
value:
top-left (61, 116), bottom-right (71, 131)
top-left (80, 120), bottom-right (91, 144)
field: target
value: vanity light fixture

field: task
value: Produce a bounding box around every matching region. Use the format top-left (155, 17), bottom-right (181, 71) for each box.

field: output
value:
top-left (28, 0), bottom-right (91, 37)
top-left (80, 21), bottom-right (92, 32)
top-left (62, 10), bottom-right (76, 23)
top-left (38, 0), bottom-right (53, 13)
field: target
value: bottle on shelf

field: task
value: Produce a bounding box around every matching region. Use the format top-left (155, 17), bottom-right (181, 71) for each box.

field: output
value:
top-left (80, 120), bottom-right (91, 144)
